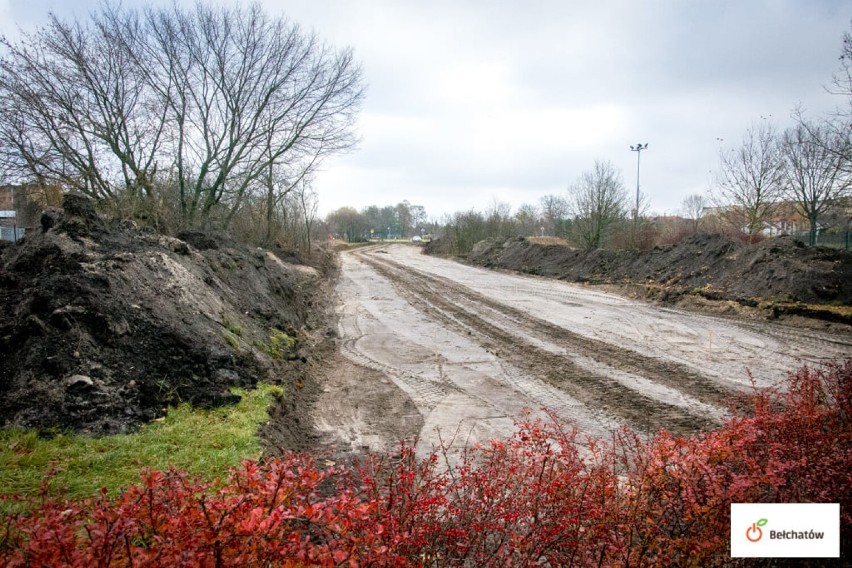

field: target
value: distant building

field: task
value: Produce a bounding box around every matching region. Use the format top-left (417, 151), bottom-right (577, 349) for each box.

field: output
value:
top-left (0, 183), bottom-right (60, 241)
top-left (703, 198), bottom-right (852, 238)
top-left (762, 202), bottom-right (808, 236)
top-left (0, 185), bottom-right (24, 241)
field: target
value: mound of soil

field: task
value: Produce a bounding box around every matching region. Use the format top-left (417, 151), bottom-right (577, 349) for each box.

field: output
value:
top-left (452, 233), bottom-right (852, 307)
top-left (0, 194), bottom-right (327, 435)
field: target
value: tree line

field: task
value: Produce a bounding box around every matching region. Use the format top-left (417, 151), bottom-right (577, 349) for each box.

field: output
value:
top-left (709, 113), bottom-right (850, 246)
top-left (325, 200), bottom-right (432, 243)
top-left (678, 29), bottom-right (852, 248)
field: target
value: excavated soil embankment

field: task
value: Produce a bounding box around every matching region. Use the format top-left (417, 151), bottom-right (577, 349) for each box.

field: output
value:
top-left (428, 234), bottom-right (852, 324)
top-left (0, 194), bottom-right (329, 443)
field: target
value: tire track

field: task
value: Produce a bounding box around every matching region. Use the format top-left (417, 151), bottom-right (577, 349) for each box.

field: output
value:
top-left (735, 318), bottom-right (852, 358)
top-left (355, 249), bottom-right (719, 436)
top-left (339, 338), bottom-right (450, 411)
top-left (362, 249), bottom-right (734, 406)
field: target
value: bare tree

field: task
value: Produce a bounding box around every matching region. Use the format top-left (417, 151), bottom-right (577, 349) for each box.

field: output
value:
top-left (712, 120), bottom-right (784, 242)
top-left (326, 206), bottom-right (368, 243)
top-left (539, 195), bottom-right (570, 237)
top-left (485, 198), bottom-right (513, 238)
top-left (296, 181), bottom-right (319, 252)
top-left (140, 3), bottom-right (363, 228)
top-left (445, 209), bottom-right (488, 255)
top-left (281, 177), bottom-right (319, 251)
top-left (780, 119), bottom-right (851, 245)
top-left (0, 2), bottom-right (364, 229)
top-left (395, 201), bottom-right (413, 238)
top-left (567, 160), bottom-right (628, 250)
top-left (681, 194), bottom-right (706, 234)
top-left (515, 203), bottom-right (540, 236)
top-left (254, 150), bottom-right (322, 246)
top-left (539, 194), bottom-right (568, 236)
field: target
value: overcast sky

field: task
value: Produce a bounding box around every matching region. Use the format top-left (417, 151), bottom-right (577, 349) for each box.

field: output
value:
top-left (1, 1), bottom-right (850, 220)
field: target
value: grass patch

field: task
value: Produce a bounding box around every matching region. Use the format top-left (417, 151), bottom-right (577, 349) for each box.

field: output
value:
top-left (224, 330), bottom-right (241, 350)
top-left (254, 328), bottom-right (298, 359)
top-left (0, 383), bottom-right (282, 503)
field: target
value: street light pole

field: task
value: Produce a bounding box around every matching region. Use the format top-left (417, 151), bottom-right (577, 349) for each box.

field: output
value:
top-left (629, 143), bottom-right (648, 235)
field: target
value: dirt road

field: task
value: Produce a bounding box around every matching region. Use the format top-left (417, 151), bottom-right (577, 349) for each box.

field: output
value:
top-left (314, 244), bottom-right (852, 457)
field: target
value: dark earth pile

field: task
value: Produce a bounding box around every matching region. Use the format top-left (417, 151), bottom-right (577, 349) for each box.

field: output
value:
top-left (428, 233), bottom-right (852, 308)
top-left (0, 194), bottom-right (327, 436)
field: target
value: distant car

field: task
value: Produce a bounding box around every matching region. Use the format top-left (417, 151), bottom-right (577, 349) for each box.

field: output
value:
top-left (411, 235), bottom-right (422, 242)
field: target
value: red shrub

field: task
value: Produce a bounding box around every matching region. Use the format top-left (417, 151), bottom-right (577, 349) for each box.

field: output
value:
top-left (2, 361), bottom-right (850, 566)
top-left (1, 455), bottom-right (392, 567)
top-left (354, 420), bottom-right (623, 566)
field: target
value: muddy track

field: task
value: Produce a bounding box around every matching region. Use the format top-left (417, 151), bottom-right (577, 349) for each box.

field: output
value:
top-left (364, 251), bottom-right (734, 405)
top-left (316, 245), bottom-right (852, 456)
top-left (354, 248), bottom-right (721, 435)
top-left (339, 337), bottom-right (451, 411)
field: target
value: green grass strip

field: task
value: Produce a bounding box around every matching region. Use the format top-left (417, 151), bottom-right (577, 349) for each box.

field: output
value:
top-left (0, 383), bottom-right (282, 502)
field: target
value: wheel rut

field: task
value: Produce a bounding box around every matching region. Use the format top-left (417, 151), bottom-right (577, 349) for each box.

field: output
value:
top-left (354, 248), bottom-right (723, 436)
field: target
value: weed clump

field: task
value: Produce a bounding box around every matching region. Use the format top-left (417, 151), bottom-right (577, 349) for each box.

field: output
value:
top-left (254, 329), bottom-right (297, 360)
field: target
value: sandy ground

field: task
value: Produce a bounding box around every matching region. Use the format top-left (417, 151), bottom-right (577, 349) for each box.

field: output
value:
top-left (313, 244), bottom-right (852, 458)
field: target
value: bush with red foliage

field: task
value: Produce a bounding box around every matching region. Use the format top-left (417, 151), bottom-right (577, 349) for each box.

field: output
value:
top-left (2, 361), bottom-right (850, 566)
top-left (0, 457), bottom-right (394, 567)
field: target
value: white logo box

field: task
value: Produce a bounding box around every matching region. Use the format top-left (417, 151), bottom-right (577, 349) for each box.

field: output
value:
top-left (730, 503), bottom-right (840, 558)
